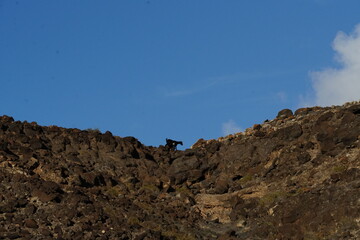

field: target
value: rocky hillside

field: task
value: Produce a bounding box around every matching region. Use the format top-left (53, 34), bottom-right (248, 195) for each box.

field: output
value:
top-left (1, 102), bottom-right (360, 239)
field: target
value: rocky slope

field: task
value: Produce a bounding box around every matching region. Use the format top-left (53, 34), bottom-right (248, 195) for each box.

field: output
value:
top-left (1, 102), bottom-right (360, 239)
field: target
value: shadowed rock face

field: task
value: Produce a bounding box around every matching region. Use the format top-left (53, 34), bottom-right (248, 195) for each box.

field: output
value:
top-left (1, 102), bottom-right (360, 239)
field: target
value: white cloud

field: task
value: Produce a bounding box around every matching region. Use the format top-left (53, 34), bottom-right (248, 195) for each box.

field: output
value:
top-left (310, 24), bottom-right (360, 106)
top-left (222, 119), bottom-right (242, 136)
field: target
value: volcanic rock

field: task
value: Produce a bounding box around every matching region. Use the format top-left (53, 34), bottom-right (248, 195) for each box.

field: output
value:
top-left (1, 101), bottom-right (360, 239)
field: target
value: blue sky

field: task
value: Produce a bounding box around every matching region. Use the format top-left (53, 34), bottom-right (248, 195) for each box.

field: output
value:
top-left (1, 0), bottom-right (360, 149)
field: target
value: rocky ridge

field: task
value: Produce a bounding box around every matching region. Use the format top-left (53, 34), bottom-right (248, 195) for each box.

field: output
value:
top-left (1, 101), bottom-right (360, 239)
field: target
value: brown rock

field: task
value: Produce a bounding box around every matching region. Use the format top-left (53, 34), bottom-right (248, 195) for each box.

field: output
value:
top-left (253, 124), bottom-right (262, 130)
top-left (31, 189), bottom-right (57, 202)
top-left (24, 219), bottom-right (38, 229)
top-left (1, 102), bottom-right (360, 239)
top-left (277, 109), bottom-right (293, 119)
top-left (294, 107), bottom-right (312, 115)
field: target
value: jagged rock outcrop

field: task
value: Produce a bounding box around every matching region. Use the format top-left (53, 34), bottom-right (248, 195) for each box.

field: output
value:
top-left (1, 102), bottom-right (360, 239)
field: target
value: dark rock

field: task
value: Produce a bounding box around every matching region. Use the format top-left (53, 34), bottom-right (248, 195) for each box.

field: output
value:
top-left (206, 141), bottom-right (221, 154)
top-left (167, 156), bottom-right (201, 184)
top-left (15, 198), bottom-right (28, 208)
top-left (282, 209), bottom-right (300, 224)
top-left (8, 122), bottom-right (23, 134)
top-left (2, 232), bottom-right (22, 239)
top-left (79, 173), bottom-right (106, 187)
top-left (272, 123), bottom-right (302, 140)
top-left (54, 225), bottom-right (63, 234)
top-left (40, 228), bottom-right (52, 236)
top-left (0, 115), bottom-right (14, 123)
top-left (213, 177), bottom-right (229, 194)
top-left (346, 105), bottom-right (360, 115)
top-left (19, 229), bottom-right (31, 236)
top-left (316, 111), bottom-right (334, 123)
top-left (29, 138), bottom-right (44, 150)
top-left (253, 130), bottom-right (266, 137)
top-left (0, 202), bottom-right (16, 213)
top-left (24, 204), bottom-right (37, 215)
top-left (297, 152), bottom-right (311, 164)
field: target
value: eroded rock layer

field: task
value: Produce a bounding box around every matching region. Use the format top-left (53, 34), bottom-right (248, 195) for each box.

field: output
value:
top-left (1, 102), bottom-right (360, 239)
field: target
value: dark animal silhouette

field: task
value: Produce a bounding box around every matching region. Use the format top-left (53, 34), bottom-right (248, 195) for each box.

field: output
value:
top-left (165, 138), bottom-right (183, 150)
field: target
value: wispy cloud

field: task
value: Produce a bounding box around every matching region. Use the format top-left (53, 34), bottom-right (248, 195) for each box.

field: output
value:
top-left (163, 89), bottom-right (197, 97)
top-left (163, 70), bottom-right (295, 98)
top-left (276, 91), bottom-right (288, 103)
top-left (161, 80), bottom-right (212, 97)
top-left (307, 23), bottom-right (360, 106)
top-left (222, 119), bottom-right (242, 136)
